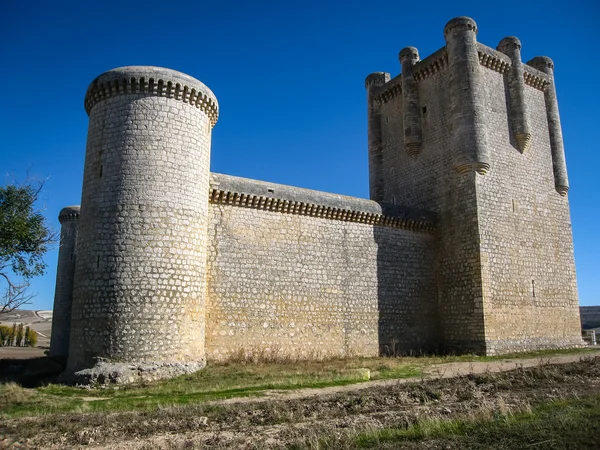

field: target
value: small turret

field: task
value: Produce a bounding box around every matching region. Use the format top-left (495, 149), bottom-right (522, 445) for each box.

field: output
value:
top-left (365, 72), bottom-right (390, 202)
top-left (497, 36), bottom-right (531, 153)
top-left (444, 17), bottom-right (490, 175)
top-left (399, 47), bottom-right (422, 157)
top-left (49, 205), bottom-right (80, 358)
top-left (527, 56), bottom-right (569, 196)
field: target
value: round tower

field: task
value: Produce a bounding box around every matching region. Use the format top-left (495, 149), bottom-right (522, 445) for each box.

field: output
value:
top-left (49, 206), bottom-right (80, 358)
top-left (66, 67), bottom-right (218, 381)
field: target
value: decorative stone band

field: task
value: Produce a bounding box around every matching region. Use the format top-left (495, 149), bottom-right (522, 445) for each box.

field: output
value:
top-left (84, 66), bottom-right (219, 128)
top-left (523, 71), bottom-right (549, 90)
top-left (478, 47), bottom-right (510, 74)
top-left (209, 173), bottom-right (437, 233)
top-left (58, 206), bottom-right (80, 224)
top-left (412, 48), bottom-right (449, 83)
top-left (376, 77), bottom-right (402, 104)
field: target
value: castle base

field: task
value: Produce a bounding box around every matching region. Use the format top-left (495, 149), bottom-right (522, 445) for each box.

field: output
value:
top-left (60, 359), bottom-right (206, 386)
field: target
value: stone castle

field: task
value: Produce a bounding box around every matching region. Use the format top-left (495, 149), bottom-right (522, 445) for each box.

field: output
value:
top-left (50, 17), bottom-right (583, 382)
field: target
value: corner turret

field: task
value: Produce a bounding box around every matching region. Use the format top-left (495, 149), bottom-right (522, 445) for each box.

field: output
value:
top-left (365, 72), bottom-right (390, 202)
top-left (399, 47), bottom-right (422, 157)
top-left (497, 37), bottom-right (531, 152)
top-left (527, 56), bottom-right (569, 195)
top-left (49, 206), bottom-right (80, 358)
top-left (444, 16), bottom-right (490, 175)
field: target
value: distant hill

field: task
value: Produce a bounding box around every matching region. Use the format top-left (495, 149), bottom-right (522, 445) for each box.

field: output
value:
top-left (0, 309), bottom-right (53, 347)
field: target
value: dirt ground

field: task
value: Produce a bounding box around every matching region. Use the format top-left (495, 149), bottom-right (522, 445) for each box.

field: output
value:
top-left (2, 354), bottom-right (600, 449)
top-left (0, 347), bottom-right (47, 359)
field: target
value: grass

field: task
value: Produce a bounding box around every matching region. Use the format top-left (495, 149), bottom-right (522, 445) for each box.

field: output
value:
top-left (0, 347), bottom-right (598, 419)
top-left (0, 357), bottom-right (421, 418)
top-left (351, 395), bottom-right (600, 449)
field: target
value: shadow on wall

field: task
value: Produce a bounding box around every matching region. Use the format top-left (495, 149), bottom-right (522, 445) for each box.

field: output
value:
top-left (374, 217), bottom-right (439, 356)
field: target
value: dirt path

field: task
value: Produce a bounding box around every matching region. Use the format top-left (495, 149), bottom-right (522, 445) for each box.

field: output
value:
top-left (215, 351), bottom-right (600, 405)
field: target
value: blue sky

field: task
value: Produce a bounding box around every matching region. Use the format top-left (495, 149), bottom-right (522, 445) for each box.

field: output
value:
top-left (1, 0), bottom-right (598, 309)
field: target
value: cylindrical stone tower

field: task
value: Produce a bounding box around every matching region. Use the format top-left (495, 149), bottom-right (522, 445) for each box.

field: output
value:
top-left (66, 67), bottom-right (218, 380)
top-left (49, 206), bottom-right (80, 358)
top-left (400, 47), bottom-right (422, 157)
top-left (365, 72), bottom-right (390, 202)
top-left (527, 56), bottom-right (569, 196)
top-left (444, 17), bottom-right (490, 175)
top-left (497, 37), bottom-right (531, 153)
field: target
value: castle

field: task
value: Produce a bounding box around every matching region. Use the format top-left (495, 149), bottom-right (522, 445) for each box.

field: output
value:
top-left (50, 17), bottom-right (583, 383)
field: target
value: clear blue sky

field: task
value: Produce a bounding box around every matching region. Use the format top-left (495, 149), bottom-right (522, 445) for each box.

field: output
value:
top-left (1, 0), bottom-right (598, 309)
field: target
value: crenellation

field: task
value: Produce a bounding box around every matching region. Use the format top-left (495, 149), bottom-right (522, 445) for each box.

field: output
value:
top-left (55, 17), bottom-right (583, 384)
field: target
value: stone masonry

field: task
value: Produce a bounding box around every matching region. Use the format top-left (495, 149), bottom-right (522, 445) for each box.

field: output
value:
top-left (51, 17), bottom-right (583, 383)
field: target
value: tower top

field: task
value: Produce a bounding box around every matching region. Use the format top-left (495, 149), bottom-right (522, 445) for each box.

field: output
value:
top-left (444, 16), bottom-right (478, 36)
top-left (58, 205), bottom-right (80, 224)
top-left (84, 66), bottom-right (219, 127)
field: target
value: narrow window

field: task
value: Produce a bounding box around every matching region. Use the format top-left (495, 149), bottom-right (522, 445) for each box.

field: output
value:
top-left (532, 280), bottom-right (536, 298)
top-left (99, 164), bottom-right (103, 178)
top-left (512, 199), bottom-right (516, 212)
top-left (422, 106), bottom-right (428, 114)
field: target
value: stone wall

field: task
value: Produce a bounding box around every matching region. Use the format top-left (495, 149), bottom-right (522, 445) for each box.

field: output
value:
top-left (476, 49), bottom-right (582, 353)
top-left (205, 174), bottom-right (438, 361)
top-left (370, 31), bottom-right (582, 354)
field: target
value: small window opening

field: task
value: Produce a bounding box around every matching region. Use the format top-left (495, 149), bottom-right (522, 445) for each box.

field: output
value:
top-left (99, 164), bottom-right (103, 178)
top-left (385, 117), bottom-right (389, 123)
top-left (422, 106), bottom-right (428, 114)
top-left (512, 199), bottom-right (516, 212)
top-left (532, 280), bottom-right (536, 298)
top-left (267, 188), bottom-right (274, 193)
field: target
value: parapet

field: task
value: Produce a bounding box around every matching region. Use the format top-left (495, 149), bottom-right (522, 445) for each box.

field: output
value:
top-left (84, 66), bottom-right (219, 127)
top-left (209, 173), bottom-right (437, 233)
top-left (58, 206), bottom-right (80, 224)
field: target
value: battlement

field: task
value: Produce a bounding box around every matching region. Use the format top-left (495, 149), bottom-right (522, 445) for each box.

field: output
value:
top-left (84, 66), bottom-right (219, 127)
top-left (58, 206), bottom-right (80, 224)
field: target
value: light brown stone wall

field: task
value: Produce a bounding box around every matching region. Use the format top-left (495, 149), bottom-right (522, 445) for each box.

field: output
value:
top-left (205, 198), bottom-right (438, 362)
top-left (477, 69), bottom-right (582, 353)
